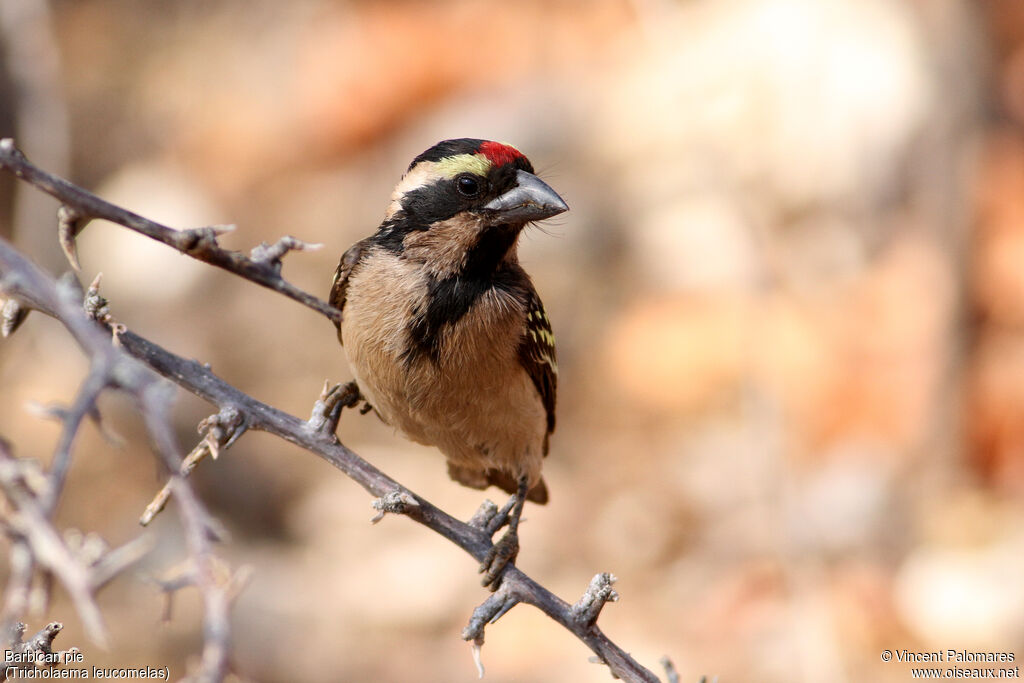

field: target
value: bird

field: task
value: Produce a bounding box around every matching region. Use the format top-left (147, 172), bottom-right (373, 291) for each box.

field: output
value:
top-left (329, 138), bottom-right (567, 588)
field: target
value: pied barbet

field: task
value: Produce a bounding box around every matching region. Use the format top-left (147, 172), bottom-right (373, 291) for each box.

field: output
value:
top-left (330, 139), bottom-right (567, 588)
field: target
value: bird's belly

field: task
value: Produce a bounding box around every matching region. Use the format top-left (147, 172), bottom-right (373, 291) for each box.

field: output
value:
top-left (353, 340), bottom-right (544, 476)
top-left (340, 262), bottom-right (544, 479)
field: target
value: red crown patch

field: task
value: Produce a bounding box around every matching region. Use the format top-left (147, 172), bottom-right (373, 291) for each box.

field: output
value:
top-left (477, 141), bottom-right (525, 167)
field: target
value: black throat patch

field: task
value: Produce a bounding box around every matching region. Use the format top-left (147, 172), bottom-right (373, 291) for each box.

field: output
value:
top-left (403, 228), bottom-right (527, 365)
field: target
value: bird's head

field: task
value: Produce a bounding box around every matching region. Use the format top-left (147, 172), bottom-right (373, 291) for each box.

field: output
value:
top-left (377, 139), bottom-right (568, 278)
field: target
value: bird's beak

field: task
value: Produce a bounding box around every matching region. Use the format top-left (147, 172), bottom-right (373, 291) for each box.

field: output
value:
top-left (482, 170), bottom-right (568, 224)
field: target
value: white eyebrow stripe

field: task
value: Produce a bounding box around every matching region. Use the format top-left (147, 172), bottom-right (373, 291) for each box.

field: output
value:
top-left (384, 162), bottom-right (440, 218)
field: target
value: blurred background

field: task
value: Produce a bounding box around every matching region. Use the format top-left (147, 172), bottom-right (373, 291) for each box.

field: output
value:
top-left (0, 0), bottom-right (1021, 680)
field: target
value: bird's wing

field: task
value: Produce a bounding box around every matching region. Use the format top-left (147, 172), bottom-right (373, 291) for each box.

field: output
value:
top-left (518, 291), bottom-right (557, 453)
top-left (329, 237), bottom-right (372, 336)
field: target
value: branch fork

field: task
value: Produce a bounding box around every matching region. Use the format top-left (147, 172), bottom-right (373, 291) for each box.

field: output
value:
top-left (249, 235), bottom-right (322, 271)
top-left (57, 205), bottom-right (89, 271)
top-left (3, 621), bottom-right (65, 675)
top-left (2, 296), bottom-right (29, 337)
top-left (140, 406), bottom-right (247, 527)
top-left (461, 582), bottom-right (522, 678)
top-left (571, 572), bottom-right (620, 628)
top-left (0, 447), bottom-right (107, 645)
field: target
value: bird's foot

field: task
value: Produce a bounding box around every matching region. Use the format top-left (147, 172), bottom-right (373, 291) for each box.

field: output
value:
top-left (308, 380), bottom-right (363, 436)
top-left (479, 476), bottom-right (529, 590)
top-left (479, 528), bottom-right (519, 591)
top-left (324, 380), bottom-right (363, 412)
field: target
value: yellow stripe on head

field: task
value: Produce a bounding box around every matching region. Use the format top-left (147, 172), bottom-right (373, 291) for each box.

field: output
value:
top-left (384, 152), bottom-right (493, 219)
top-left (434, 154), bottom-right (492, 178)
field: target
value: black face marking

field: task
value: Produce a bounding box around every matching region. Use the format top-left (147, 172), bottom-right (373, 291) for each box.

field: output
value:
top-left (482, 163), bottom-right (523, 200)
top-left (463, 224), bottom-right (519, 279)
top-left (401, 222), bottom-right (523, 363)
top-left (402, 176), bottom-right (486, 224)
top-left (372, 156), bottom-right (527, 255)
top-left (398, 163), bottom-right (522, 225)
top-left (403, 264), bottom-right (531, 365)
top-left (372, 210), bottom-right (423, 254)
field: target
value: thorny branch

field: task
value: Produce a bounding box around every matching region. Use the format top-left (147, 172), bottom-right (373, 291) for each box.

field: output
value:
top-left (140, 407), bottom-right (246, 527)
top-left (0, 232), bottom-right (233, 682)
top-left (0, 138), bottom-right (338, 323)
top-left (0, 442), bottom-right (106, 646)
top-left (2, 620), bottom-right (72, 679)
top-left (0, 139), bottom-right (675, 682)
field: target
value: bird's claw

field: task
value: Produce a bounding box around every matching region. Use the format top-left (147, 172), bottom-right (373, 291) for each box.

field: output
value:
top-left (479, 529), bottom-right (519, 591)
top-left (324, 380), bottom-right (362, 411)
top-left (308, 380), bottom-right (362, 436)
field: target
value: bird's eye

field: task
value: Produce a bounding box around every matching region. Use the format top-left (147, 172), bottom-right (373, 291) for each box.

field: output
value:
top-left (456, 174), bottom-right (481, 198)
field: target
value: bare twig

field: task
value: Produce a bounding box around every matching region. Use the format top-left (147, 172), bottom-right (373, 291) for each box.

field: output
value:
top-left (462, 581), bottom-right (521, 677)
top-left (0, 238), bottom-right (235, 683)
top-left (25, 399), bottom-right (124, 448)
top-left (3, 620), bottom-right (66, 677)
top-left (571, 573), bottom-right (620, 628)
top-left (0, 538), bottom-right (35, 629)
top-left (23, 621), bottom-right (63, 655)
top-left (89, 535), bottom-right (152, 592)
top-left (661, 656), bottom-right (681, 683)
top-left (1, 296), bottom-right (29, 336)
top-left (0, 0), bottom-right (72, 271)
top-left (371, 490), bottom-right (420, 524)
top-left (462, 581), bottom-right (521, 645)
top-left (43, 364), bottom-right (109, 513)
top-left (140, 407), bottom-right (247, 526)
top-left (140, 384), bottom-right (232, 683)
top-left (0, 138), bottom-right (341, 323)
top-left (148, 560), bottom-right (197, 623)
top-left (249, 236), bottom-right (323, 269)
top-left (0, 446), bottom-right (107, 645)
top-left (57, 205), bottom-right (87, 271)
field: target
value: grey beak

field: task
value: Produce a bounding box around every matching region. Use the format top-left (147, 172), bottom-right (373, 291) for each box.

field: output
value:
top-left (482, 170), bottom-right (568, 224)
